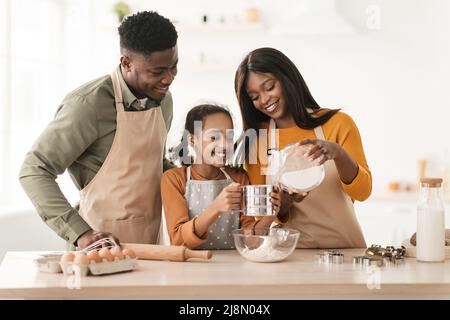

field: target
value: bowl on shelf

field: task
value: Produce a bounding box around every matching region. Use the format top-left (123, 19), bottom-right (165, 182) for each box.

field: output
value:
top-left (232, 228), bottom-right (300, 263)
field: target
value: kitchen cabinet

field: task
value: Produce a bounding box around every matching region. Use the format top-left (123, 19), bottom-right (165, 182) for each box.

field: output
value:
top-left (1, 249), bottom-right (449, 299)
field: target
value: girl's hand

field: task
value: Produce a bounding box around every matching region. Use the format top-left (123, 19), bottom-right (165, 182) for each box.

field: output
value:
top-left (212, 182), bottom-right (242, 213)
top-left (297, 139), bottom-right (343, 165)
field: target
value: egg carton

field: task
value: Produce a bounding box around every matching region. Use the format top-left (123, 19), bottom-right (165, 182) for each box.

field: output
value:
top-left (34, 238), bottom-right (138, 276)
top-left (61, 238), bottom-right (138, 276)
top-left (60, 257), bottom-right (138, 277)
top-left (34, 255), bottom-right (64, 273)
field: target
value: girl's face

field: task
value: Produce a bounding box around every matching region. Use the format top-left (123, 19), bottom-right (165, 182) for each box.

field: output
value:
top-left (190, 113), bottom-right (234, 167)
top-left (245, 71), bottom-right (288, 121)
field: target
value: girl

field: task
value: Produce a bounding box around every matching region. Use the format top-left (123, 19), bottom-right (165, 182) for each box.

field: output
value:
top-left (161, 104), bottom-right (279, 249)
top-left (235, 47), bottom-right (372, 248)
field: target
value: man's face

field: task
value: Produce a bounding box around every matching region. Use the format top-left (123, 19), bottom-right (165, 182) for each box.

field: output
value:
top-left (120, 45), bottom-right (178, 101)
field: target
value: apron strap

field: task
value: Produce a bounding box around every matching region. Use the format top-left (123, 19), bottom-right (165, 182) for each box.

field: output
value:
top-left (186, 166), bottom-right (191, 182)
top-left (219, 167), bottom-right (232, 180)
top-left (110, 69), bottom-right (125, 113)
top-left (269, 109), bottom-right (325, 144)
top-left (268, 119), bottom-right (277, 154)
top-left (306, 108), bottom-right (326, 140)
top-left (314, 125), bottom-right (326, 140)
top-left (187, 165), bottom-right (232, 181)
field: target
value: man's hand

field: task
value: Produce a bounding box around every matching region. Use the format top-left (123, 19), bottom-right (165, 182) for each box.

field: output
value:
top-left (76, 230), bottom-right (120, 249)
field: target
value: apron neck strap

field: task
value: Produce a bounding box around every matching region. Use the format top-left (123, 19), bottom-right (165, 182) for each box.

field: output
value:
top-left (314, 125), bottom-right (326, 140)
top-left (269, 119), bottom-right (277, 152)
top-left (186, 166), bottom-right (232, 181)
top-left (111, 69), bottom-right (125, 113)
top-left (219, 167), bottom-right (232, 180)
top-left (269, 109), bottom-right (325, 149)
top-left (186, 166), bottom-right (191, 181)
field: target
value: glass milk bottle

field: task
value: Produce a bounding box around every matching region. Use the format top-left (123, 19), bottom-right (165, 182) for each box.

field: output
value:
top-left (416, 178), bottom-right (445, 262)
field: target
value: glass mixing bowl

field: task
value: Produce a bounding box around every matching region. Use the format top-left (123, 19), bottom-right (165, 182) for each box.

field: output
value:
top-left (232, 228), bottom-right (300, 262)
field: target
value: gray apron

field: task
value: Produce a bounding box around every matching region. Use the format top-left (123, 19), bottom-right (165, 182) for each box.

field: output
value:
top-left (184, 166), bottom-right (240, 250)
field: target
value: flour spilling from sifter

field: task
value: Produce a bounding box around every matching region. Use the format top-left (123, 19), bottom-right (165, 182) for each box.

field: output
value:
top-left (241, 236), bottom-right (289, 262)
top-left (279, 165), bottom-right (325, 193)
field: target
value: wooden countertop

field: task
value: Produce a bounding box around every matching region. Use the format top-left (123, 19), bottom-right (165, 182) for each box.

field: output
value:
top-left (1, 249), bottom-right (450, 299)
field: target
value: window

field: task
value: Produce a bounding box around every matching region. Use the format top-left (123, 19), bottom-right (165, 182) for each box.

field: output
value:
top-left (0, 0), bottom-right (115, 207)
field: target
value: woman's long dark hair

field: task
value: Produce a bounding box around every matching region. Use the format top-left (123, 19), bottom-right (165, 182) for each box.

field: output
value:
top-left (235, 47), bottom-right (339, 132)
top-left (169, 104), bottom-right (232, 166)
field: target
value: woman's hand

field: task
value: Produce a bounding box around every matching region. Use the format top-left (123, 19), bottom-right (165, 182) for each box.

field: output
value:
top-left (212, 182), bottom-right (242, 213)
top-left (269, 186), bottom-right (281, 214)
top-left (283, 189), bottom-right (308, 205)
top-left (297, 139), bottom-right (343, 165)
top-left (276, 188), bottom-right (308, 221)
top-left (270, 186), bottom-right (306, 212)
top-left (298, 138), bottom-right (359, 185)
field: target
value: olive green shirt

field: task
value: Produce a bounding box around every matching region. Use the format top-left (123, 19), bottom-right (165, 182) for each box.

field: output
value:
top-left (19, 66), bottom-right (174, 246)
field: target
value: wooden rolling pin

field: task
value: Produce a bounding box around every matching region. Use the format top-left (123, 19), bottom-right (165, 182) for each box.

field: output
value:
top-left (121, 243), bottom-right (212, 262)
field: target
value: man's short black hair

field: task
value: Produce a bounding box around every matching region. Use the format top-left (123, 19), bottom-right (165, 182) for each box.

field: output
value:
top-left (118, 11), bottom-right (177, 55)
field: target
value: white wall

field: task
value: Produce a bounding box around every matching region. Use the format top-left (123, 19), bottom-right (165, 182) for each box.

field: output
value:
top-left (0, 0), bottom-right (11, 203)
top-left (0, 208), bottom-right (66, 262)
top-left (120, 0), bottom-right (450, 194)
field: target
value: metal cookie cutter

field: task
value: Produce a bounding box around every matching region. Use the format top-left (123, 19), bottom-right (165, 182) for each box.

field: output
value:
top-left (316, 249), bottom-right (344, 264)
top-left (354, 244), bottom-right (406, 267)
top-left (352, 255), bottom-right (382, 267)
top-left (366, 244), bottom-right (406, 264)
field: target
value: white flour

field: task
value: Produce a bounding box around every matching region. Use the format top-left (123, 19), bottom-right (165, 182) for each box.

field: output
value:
top-left (241, 236), bottom-right (287, 262)
top-left (280, 166), bottom-right (324, 192)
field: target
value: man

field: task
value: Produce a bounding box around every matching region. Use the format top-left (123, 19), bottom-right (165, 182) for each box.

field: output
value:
top-left (19, 11), bottom-right (178, 249)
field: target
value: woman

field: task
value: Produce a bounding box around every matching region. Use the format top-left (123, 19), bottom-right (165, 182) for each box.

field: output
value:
top-left (234, 47), bottom-right (372, 248)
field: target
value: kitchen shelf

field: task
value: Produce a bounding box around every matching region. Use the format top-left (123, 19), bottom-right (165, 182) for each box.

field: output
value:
top-left (176, 22), bottom-right (267, 34)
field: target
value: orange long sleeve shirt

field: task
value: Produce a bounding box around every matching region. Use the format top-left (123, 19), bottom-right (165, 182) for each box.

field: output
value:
top-left (161, 166), bottom-right (258, 249)
top-left (245, 110), bottom-right (372, 202)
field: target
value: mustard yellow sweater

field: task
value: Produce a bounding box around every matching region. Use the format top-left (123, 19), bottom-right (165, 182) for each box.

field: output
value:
top-left (245, 110), bottom-right (372, 202)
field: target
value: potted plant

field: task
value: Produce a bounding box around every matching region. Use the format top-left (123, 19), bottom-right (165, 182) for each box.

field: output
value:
top-left (113, 1), bottom-right (131, 23)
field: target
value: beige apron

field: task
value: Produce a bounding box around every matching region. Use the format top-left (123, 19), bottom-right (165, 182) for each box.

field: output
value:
top-left (267, 119), bottom-right (366, 249)
top-left (79, 69), bottom-right (167, 244)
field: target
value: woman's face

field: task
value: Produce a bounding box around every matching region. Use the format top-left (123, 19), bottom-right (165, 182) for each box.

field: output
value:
top-left (190, 113), bottom-right (234, 168)
top-left (245, 71), bottom-right (287, 121)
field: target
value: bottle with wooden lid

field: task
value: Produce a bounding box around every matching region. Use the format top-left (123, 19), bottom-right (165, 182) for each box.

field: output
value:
top-left (416, 178), bottom-right (445, 262)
